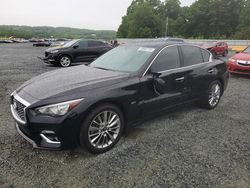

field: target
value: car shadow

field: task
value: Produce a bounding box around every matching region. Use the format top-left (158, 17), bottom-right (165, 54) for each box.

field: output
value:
top-left (230, 74), bottom-right (250, 79)
top-left (69, 104), bottom-right (202, 157)
top-left (44, 62), bottom-right (90, 68)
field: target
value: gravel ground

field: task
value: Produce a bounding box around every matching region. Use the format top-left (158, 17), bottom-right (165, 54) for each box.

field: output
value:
top-left (0, 43), bottom-right (249, 188)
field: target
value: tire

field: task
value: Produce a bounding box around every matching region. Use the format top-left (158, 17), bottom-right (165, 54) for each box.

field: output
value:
top-left (199, 80), bottom-right (222, 110)
top-left (223, 50), bottom-right (228, 57)
top-left (212, 51), bottom-right (217, 58)
top-left (80, 104), bottom-right (124, 154)
top-left (59, 55), bottom-right (71, 67)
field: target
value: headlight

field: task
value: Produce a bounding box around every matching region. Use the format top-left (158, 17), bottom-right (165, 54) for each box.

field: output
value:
top-left (35, 98), bottom-right (83, 116)
top-left (229, 58), bottom-right (236, 63)
top-left (50, 50), bottom-right (59, 53)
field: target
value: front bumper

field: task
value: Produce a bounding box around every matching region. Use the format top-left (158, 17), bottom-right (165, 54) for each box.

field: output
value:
top-left (10, 94), bottom-right (81, 150)
top-left (38, 55), bottom-right (56, 64)
top-left (15, 123), bottom-right (62, 150)
top-left (227, 61), bottom-right (250, 75)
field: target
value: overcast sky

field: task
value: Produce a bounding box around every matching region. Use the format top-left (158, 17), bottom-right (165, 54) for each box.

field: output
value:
top-left (0, 0), bottom-right (196, 31)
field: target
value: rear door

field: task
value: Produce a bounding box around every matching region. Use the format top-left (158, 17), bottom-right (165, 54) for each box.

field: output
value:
top-left (139, 46), bottom-right (189, 115)
top-left (72, 40), bottom-right (89, 61)
top-left (87, 41), bottom-right (110, 61)
top-left (179, 45), bottom-right (217, 101)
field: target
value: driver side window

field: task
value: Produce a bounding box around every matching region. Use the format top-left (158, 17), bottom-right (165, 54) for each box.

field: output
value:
top-left (150, 46), bottom-right (180, 72)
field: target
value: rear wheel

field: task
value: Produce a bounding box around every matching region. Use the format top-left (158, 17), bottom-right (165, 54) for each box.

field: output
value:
top-left (223, 50), bottom-right (228, 57)
top-left (212, 51), bottom-right (217, 58)
top-left (59, 55), bottom-right (71, 67)
top-left (199, 80), bottom-right (222, 109)
top-left (80, 104), bottom-right (124, 153)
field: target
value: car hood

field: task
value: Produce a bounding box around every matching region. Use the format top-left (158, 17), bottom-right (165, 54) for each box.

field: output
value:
top-left (46, 46), bottom-right (67, 52)
top-left (232, 52), bottom-right (250, 61)
top-left (16, 65), bottom-right (129, 101)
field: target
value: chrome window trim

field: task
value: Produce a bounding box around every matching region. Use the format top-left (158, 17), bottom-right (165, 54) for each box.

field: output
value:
top-left (157, 61), bottom-right (213, 74)
top-left (142, 44), bottom-right (213, 76)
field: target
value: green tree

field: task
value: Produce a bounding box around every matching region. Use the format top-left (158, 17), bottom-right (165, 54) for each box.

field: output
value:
top-left (234, 0), bottom-right (250, 39)
top-left (117, 2), bottom-right (165, 38)
top-left (165, 0), bottom-right (181, 19)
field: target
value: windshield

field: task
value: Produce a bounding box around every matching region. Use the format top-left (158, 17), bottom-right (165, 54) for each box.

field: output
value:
top-left (91, 46), bottom-right (155, 72)
top-left (243, 46), bottom-right (250, 53)
top-left (62, 39), bottom-right (79, 48)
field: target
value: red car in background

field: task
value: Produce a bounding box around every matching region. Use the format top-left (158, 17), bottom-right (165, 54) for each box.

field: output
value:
top-left (202, 41), bottom-right (228, 57)
top-left (227, 46), bottom-right (250, 75)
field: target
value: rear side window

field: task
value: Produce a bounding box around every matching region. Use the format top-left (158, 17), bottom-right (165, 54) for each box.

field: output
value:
top-left (88, 41), bottom-right (105, 47)
top-left (78, 40), bottom-right (88, 48)
top-left (181, 46), bottom-right (203, 66)
top-left (201, 49), bottom-right (211, 62)
top-left (151, 46), bottom-right (180, 72)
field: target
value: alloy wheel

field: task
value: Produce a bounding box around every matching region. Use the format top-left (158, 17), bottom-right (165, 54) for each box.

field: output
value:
top-left (208, 83), bottom-right (221, 107)
top-left (88, 111), bottom-right (121, 149)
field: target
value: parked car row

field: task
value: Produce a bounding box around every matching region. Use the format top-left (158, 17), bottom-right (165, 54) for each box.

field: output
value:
top-left (0, 39), bottom-right (29, 43)
top-left (0, 38), bottom-right (69, 44)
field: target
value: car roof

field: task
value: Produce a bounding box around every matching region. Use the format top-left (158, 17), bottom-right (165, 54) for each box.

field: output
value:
top-left (122, 42), bottom-right (191, 50)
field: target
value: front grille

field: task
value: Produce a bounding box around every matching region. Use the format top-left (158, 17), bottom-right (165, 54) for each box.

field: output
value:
top-left (13, 98), bottom-right (26, 121)
top-left (238, 61), bottom-right (250, 67)
top-left (235, 69), bottom-right (250, 73)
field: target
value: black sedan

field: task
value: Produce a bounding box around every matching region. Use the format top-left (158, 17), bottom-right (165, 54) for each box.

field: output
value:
top-left (33, 41), bottom-right (51, 47)
top-left (11, 42), bottom-right (229, 153)
top-left (42, 39), bottom-right (112, 67)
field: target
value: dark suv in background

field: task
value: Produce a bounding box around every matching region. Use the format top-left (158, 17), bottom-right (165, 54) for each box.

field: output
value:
top-left (42, 39), bottom-right (112, 67)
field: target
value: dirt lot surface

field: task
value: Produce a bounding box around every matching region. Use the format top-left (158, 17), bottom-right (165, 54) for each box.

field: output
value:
top-left (0, 43), bottom-right (249, 188)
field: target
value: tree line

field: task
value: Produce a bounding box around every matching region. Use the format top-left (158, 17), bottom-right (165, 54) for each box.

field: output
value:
top-left (117, 0), bottom-right (250, 39)
top-left (0, 25), bottom-right (116, 39)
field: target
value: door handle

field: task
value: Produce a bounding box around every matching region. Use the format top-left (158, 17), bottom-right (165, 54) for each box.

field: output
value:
top-left (175, 77), bottom-right (185, 82)
top-left (208, 69), bottom-right (215, 73)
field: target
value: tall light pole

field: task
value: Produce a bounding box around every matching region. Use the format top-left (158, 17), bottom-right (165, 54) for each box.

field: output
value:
top-left (165, 16), bottom-right (169, 37)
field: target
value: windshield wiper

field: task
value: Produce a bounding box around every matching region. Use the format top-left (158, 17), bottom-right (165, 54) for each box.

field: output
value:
top-left (94, 66), bottom-right (111, 71)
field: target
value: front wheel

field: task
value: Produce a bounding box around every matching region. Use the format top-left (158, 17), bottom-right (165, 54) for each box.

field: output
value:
top-left (80, 104), bottom-right (124, 153)
top-left (59, 55), bottom-right (71, 67)
top-left (199, 80), bottom-right (222, 110)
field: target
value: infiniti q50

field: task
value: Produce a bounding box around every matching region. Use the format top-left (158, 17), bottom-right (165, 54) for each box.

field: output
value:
top-left (11, 42), bottom-right (229, 153)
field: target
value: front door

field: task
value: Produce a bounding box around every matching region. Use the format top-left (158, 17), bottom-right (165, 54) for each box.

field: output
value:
top-left (139, 46), bottom-right (189, 115)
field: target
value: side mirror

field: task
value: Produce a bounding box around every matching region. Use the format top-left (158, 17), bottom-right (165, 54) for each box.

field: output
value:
top-left (150, 71), bottom-right (162, 78)
top-left (236, 51), bottom-right (240, 54)
top-left (72, 44), bottom-right (79, 49)
top-left (149, 70), bottom-right (165, 94)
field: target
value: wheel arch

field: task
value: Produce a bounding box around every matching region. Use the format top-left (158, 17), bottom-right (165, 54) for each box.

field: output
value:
top-left (57, 53), bottom-right (73, 62)
top-left (81, 100), bottom-right (128, 131)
